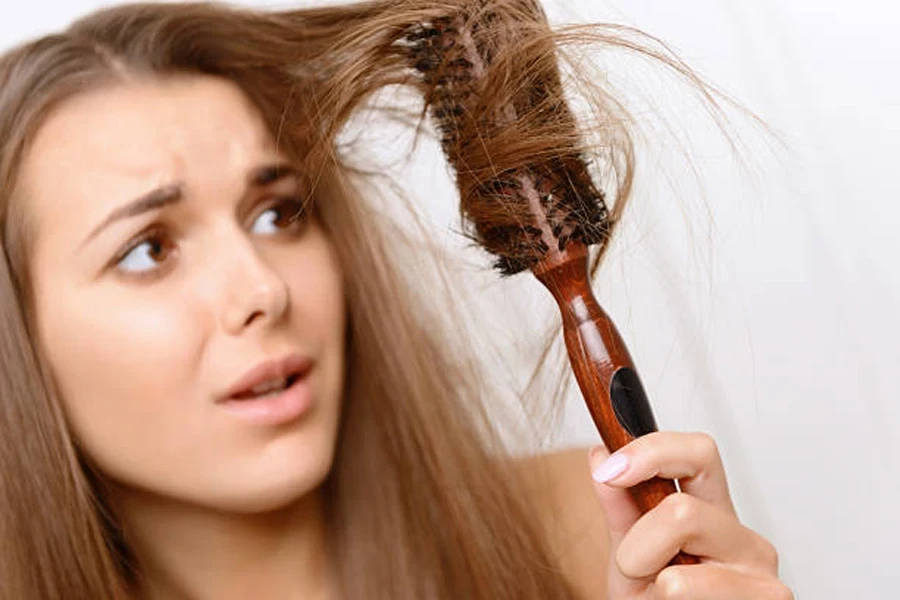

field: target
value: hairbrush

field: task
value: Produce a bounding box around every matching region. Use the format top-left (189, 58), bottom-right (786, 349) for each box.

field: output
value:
top-left (400, 0), bottom-right (697, 565)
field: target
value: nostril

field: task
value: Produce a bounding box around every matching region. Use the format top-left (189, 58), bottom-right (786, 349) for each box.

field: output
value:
top-left (243, 309), bottom-right (265, 327)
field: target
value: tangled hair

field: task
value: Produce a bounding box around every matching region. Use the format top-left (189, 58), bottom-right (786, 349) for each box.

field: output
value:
top-left (0, 0), bottom-right (697, 597)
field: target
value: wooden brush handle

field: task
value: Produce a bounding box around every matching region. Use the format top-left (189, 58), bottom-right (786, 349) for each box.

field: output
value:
top-left (533, 244), bottom-right (698, 566)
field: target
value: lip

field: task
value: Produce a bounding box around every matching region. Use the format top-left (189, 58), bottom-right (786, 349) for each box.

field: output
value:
top-left (221, 353), bottom-right (314, 401)
top-left (219, 375), bottom-right (313, 426)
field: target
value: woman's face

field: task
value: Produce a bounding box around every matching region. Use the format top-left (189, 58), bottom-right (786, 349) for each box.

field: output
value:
top-left (20, 75), bottom-right (347, 513)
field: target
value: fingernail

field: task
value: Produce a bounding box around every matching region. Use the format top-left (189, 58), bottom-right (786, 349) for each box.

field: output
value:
top-left (592, 452), bottom-right (629, 483)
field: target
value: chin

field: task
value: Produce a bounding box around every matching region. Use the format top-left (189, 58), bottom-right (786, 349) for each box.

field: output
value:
top-left (201, 431), bottom-right (338, 515)
top-left (206, 390), bottom-right (344, 514)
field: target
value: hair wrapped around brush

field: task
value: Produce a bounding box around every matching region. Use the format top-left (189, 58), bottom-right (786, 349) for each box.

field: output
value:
top-left (0, 0), bottom-right (673, 597)
top-left (209, 0), bottom-right (636, 276)
top-left (394, 0), bottom-right (699, 564)
top-left (400, 0), bottom-right (613, 275)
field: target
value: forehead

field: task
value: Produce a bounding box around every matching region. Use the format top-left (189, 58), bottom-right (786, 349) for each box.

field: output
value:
top-left (24, 74), bottom-right (276, 183)
top-left (18, 75), bottom-right (280, 242)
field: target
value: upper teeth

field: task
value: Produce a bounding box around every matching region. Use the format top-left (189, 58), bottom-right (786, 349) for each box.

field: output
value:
top-left (249, 377), bottom-right (288, 396)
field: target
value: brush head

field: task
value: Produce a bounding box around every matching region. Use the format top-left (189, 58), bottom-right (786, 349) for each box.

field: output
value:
top-left (401, 1), bottom-right (611, 276)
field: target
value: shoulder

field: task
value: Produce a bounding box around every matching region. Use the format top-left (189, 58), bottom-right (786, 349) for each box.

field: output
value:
top-left (514, 447), bottom-right (611, 599)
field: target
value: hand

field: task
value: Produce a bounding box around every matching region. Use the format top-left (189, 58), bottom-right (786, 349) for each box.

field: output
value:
top-left (588, 432), bottom-right (793, 599)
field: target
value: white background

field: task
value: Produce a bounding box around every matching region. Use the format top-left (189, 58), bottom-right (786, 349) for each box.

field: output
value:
top-left (3, 1), bottom-right (897, 599)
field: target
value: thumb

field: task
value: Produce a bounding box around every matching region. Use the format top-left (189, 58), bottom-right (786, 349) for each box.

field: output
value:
top-left (588, 444), bottom-right (641, 547)
top-left (589, 445), bottom-right (646, 598)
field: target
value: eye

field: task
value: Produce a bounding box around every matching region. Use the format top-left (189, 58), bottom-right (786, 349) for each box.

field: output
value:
top-left (250, 197), bottom-right (309, 236)
top-left (114, 230), bottom-right (176, 275)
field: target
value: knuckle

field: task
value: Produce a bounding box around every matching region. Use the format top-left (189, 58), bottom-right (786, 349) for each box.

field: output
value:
top-left (764, 542), bottom-right (781, 573)
top-left (664, 492), bottom-right (699, 531)
top-left (613, 548), bottom-right (642, 580)
top-left (655, 567), bottom-right (691, 600)
top-left (769, 581), bottom-right (795, 600)
top-left (693, 431), bottom-right (720, 464)
top-left (754, 537), bottom-right (780, 572)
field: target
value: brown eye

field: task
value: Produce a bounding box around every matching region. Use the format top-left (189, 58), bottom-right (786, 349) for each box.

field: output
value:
top-left (250, 198), bottom-right (308, 235)
top-left (115, 231), bottom-right (175, 274)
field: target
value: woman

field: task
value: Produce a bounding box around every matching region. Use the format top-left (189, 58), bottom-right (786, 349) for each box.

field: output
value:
top-left (0, 1), bottom-right (791, 598)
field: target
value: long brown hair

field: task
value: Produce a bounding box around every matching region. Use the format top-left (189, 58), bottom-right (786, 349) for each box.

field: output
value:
top-left (0, 1), bottom-right (651, 598)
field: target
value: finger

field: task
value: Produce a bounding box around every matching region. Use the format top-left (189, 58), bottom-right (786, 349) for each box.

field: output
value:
top-left (652, 564), bottom-right (795, 600)
top-left (593, 431), bottom-right (736, 515)
top-left (588, 445), bottom-right (642, 545)
top-left (588, 446), bottom-right (647, 598)
top-left (617, 493), bottom-right (780, 580)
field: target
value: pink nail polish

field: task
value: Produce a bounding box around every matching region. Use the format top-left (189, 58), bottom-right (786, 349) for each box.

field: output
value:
top-left (592, 452), bottom-right (628, 483)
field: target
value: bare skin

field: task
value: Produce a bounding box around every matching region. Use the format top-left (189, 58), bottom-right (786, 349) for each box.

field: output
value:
top-left (532, 437), bottom-right (792, 600)
top-left (19, 72), bottom-right (790, 600)
top-left (22, 75), bottom-right (345, 600)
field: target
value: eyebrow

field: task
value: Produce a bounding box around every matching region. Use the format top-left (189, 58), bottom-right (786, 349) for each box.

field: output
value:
top-left (80, 162), bottom-right (300, 248)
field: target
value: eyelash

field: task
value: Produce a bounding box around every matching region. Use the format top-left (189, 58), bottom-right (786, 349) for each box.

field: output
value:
top-left (110, 197), bottom-right (310, 279)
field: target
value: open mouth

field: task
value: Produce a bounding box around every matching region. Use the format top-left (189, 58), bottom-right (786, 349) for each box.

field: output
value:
top-left (231, 374), bottom-right (301, 401)
top-left (222, 353), bottom-right (314, 403)
top-left (219, 355), bottom-right (314, 425)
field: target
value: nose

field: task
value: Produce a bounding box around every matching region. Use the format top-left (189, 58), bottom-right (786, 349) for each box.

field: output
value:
top-left (218, 234), bottom-right (290, 335)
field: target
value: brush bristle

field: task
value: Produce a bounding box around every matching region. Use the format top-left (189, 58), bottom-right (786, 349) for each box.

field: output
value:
top-left (401, 2), bottom-right (611, 276)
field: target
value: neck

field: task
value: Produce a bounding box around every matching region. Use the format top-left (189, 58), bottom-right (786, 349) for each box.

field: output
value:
top-left (111, 486), bottom-right (334, 600)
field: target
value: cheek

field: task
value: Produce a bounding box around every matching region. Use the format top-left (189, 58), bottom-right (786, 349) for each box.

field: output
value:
top-left (31, 227), bottom-right (348, 512)
top-left (277, 232), bottom-right (347, 437)
top-left (35, 282), bottom-right (207, 476)
top-left (282, 230), bottom-right (347, 355)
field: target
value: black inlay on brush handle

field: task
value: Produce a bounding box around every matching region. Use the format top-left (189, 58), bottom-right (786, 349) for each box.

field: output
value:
top-left (609, 367), bottom-right (659, 438)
